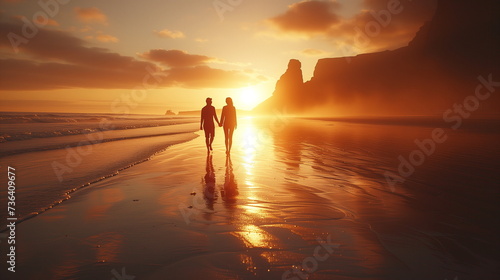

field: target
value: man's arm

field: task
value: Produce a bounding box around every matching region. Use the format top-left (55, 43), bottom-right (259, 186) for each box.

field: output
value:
top-left (200, 109), bottom-right (204, 130)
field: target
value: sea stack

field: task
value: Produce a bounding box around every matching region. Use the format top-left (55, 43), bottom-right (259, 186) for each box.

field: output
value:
top-left (254, 59), bottom-right (305, 113)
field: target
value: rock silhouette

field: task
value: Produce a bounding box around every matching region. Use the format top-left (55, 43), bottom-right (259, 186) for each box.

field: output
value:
top-left (255, 0), bottom-right (500, 116)
top-left (272, 59), bottom-right (304, 112)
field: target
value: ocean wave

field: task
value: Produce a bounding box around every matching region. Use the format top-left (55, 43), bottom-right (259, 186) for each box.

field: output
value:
top-left (0, 112), bottom-right (186, 124)
top-left (0, 112), bottom-right (197, 143)
top-left (0, 124), bottom-right (177, 142)
top-left (0, 124), bottom-right (199, 157)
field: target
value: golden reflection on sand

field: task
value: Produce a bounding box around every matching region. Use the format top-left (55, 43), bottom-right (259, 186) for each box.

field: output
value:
top-left (232, 225), bottom-right (279, 249)
top-left (239, 254), bottom-right (258, 275)
top-left (230, 118), bottom-right (285, 252)
top-left (240, 118), bottom-right (262, 177)
top-left (84, 188), bottom-right (125, 220)
top-left (86, 232), bottom-right (124, 263)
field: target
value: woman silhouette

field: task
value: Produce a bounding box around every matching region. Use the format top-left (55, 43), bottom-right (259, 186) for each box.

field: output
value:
top-left (219, 97), bottom-right (237, 155)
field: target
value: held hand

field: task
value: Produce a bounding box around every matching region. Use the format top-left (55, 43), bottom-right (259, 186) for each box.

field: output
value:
top-left (200, 126), bottom-right (203, 130)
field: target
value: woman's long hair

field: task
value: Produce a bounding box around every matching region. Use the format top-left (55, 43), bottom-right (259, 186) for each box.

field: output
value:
top-left (226, 97), bottom-right (234, 107)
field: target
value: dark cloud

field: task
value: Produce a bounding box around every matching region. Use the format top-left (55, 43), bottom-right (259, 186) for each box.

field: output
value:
top-left (0, 20), bottom-right (260, 90)
top-left (337, 0), bottom-right (437, 51)
top-left (268, 0), bottom-right (437, 52)
top-left (139, 49), bottom-right (214, 68)
top-left (163, 65), bottom-right (260, 89)
top-left (269, 0), bottom-right (341, 33)
top-left (0, 20), bottom-right (142, 69)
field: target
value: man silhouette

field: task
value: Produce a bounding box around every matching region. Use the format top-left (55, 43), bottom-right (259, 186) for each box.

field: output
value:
top-left (200, 97), bottom-right (220, 151)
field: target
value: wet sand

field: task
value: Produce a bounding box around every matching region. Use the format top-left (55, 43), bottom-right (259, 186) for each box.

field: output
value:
top-left (2, 117), bottom-right (499, 280)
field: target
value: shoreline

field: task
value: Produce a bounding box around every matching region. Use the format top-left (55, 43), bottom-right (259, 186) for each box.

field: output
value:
top-left (0, 130), bottom-right (199, 226)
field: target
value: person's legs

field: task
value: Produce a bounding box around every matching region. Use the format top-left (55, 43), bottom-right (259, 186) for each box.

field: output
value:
top-left (209, 133), bottom-right (214, 150)
top-left (227, 128), bottom-right (234, 153)
top-left (204, 129), bottom-right (211, 151)
top-left (205, 126), bottom-right (215, 151)
top-left (223, 127), bottom-right (235, 154)
top-left (223, 127), bottom-right (229, 153)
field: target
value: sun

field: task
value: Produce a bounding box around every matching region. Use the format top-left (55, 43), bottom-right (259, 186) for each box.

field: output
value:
top-left (239, 86), bottom-right (261, 110)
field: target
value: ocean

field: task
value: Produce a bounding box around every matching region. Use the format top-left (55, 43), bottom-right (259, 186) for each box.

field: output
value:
top-left (0, 112), bottom-right (199, 222)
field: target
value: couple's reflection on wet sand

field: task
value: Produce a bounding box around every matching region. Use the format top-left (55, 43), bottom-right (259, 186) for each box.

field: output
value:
top-left (221, 155), bottom-right (238, 207)
top-left (203, 154), bottom-right (238, 211)
top-left (203, 153), bottom-right (217, 211)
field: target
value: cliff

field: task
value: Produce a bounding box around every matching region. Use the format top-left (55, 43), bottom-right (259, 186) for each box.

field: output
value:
top-left (254, 0), bottom-right (500, 116)
top-left (264, 59), bottom-right (304, 112)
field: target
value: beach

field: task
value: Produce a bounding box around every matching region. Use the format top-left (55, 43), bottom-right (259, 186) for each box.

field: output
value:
top-left (1, 0), bottom-right (499, 279)
top-left (1, 115), bottom-right (499, 279)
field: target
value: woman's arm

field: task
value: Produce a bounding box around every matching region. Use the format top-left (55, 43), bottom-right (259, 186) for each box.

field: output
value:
top-left (234, 107), bottom-right (237, 129)
top-left (213, 107), bottom-right (220, 126)
top-left (220, 106), bottom-right (226, 127)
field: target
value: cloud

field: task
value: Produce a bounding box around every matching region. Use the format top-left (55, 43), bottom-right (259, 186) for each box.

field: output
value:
top-left (163, 66), bottom-right (262, 89)
top-left (11, 15), bottom-right (59, 27)
top-left (267, 0), bottom-right (437, 52)
top-left (154, 29), bottom-right (185, 39)
top-left (332, 0), bottom-right (437, 51)
top-left (79, 26), bottom-right (93, 33)
top-left (0, 58), bottom-right (148, 90)
top-left (138, 49), bottom-right (263, 88)
top-left (269, 0), bottom-right (341, 34)
top-left (96, 34), bottom-right (119, 43)
top-left (34, 18), bottom-right (59, 27)
top-left (0, 19), bottom-right (157, 90)
top-left (75, 7), bottom-right (108, 25)
top-left (0, 20), bottom-right (261, 90)
top-left (1, 21), bottom-right (133, 69)
top-left (139, 49), bottom-right (214, 68)
top-left (300, 48), bottom-right (332, 56)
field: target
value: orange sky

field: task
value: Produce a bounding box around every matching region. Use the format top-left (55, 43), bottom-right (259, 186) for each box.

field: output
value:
top-left (0, 0), bottom-right (436, 114)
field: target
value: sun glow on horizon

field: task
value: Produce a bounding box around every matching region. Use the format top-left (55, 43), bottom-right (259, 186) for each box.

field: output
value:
top-left (237, 86), bottom-right (265, 111)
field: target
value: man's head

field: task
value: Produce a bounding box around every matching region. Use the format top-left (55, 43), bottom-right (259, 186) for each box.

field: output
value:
top-left (206, 97), bottom-right (212, 105)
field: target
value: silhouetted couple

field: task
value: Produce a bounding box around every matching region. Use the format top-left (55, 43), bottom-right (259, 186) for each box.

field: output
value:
top-left (200, 97), bottom-right (237, 154)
